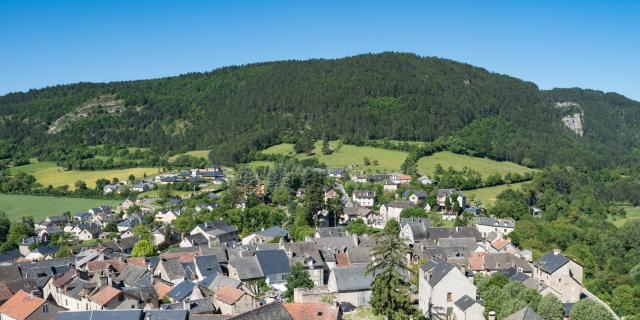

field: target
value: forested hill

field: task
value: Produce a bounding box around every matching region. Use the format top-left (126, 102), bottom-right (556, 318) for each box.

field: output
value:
top-left (1, 52), bottom-right (639, 169)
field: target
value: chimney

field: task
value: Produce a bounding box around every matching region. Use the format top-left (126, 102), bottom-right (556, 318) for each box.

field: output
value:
top-left (488, 311), bottom-right (496, 320)
top-left (182, 298), bottom-right (190, 310)
top-left (553, 249), bottom-right (560, 255)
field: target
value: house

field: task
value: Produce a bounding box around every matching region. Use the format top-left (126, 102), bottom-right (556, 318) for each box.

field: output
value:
top-left (0, 290), bottom-right (65, 320)
top-left (380, 201), bottom-right (415, 221)
top-left (383, 183), bottom-right (398, 191)
top-left (90, 286), bottom-right (140, 310)
top-left (282, 303), bottom-right (341, 320)
top-left (243, 226), bottom-right (289, 245)
top-left (403, 190), bottom-right (427, 205)
top-left (352, 190), bottom-right (375, 207)
top-left (255, 250), bottom-right (290, 284)
top-left (193, 255), bottom-right (222, 281)
top-left (103, 184), bottom-right (119, 194)
top-left (328, 168), bottom-right (346, 179)
top-left (155, 209), bottom-right (181, 224)
top-left (418, 258), bottom-right (477, 319)
top-left (503, 306), bottom-right (543, 320)
top-left (532, 251), bottom-right (583, 303)
top-left (418, 176), bottom-right (434, 185)
top-left (155, 259), bottom-right (187, 285)
top-left (190, 221), bottom-right (240, 245)
top-left (213, 286), bottom-right (258, 315)
top-left (327, 264), bottom-right (373, 307)
top-left (324, 189), bottom-right (339, 203)
top-left (341, 207), bottom-right (374, 225)
top-left (282, 242), bottom-right (326, 286)
top-left (350, 174), bottom-right (367, 183)
top-left (367, 174), bottom-right (389, 183)
top-left (227, 256), bottom-right (264, 282)
top-left (476, 217), bottom-right (515, 238)
top-left (131, 183), bottom-right (151, 193)
top-left (194, 203), bottom-right (215, 212)
top-left (390, 173), bottom-right (412, 184)
top-left (437, 189), bottom-right (467, 209)
top-left (452, 295), bottom-right (484, 320)
top-left (116, 218), bottom-right (140, 232)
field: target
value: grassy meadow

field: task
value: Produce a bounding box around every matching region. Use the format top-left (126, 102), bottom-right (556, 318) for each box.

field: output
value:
top-left (465, 182), bottom-right (527, 207)
top-left (417, 151), bottom-right (536, 177)
top-left (0, 194), bottom-right (120, 221)
top-left (262, 141), bottom-right (408, 172)
top-left (169, 149), bottom-right (211, 161)
top-left (609, 206), bottom-right (640, 228)
top-left (10, 161), bottom-right (161, 190)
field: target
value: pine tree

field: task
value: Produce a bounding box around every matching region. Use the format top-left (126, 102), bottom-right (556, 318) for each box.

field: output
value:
top-left (366, 219), bottom-right (415, 319)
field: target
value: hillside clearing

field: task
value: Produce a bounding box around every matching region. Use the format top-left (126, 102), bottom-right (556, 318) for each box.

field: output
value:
top-left (465, 182), bottom-right (527, 207)
top-left (10, 161), bottom-right (161, 190)
top-left (0, 194), bottom-right (120, 221)
top-left (262, 141), bottom-right (408, 172)
top-left (169, 150), bottom-right (211, 161)
top-left (609, 206), bottom-right (640, 228)
top-left (417, 151), bottom-right (535, 177)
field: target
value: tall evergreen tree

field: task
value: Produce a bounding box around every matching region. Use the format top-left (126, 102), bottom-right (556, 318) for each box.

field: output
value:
top-left (366, 219), bottom-right (415, 319)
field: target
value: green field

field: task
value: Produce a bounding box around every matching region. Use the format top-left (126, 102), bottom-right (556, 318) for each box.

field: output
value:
top-left (0, 194), bottom-right (121, 221)
top-left (244, 161), bottom-right (275, 169)
top-left (417, 151), bottom-right (536, 177)
top-left (609, 206), bottom-right (640, 227)
top-left (10, 161), bottom-right (161, 190)
top-left (169, 150), bottom-right (211, 161)
top-left (262, 141), bottom-right (408, 172)
top-left (465, 182), bottom-right (527, 207)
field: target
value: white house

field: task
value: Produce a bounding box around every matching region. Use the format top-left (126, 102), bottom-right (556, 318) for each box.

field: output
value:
top-left (419, 258), bottom-right (477, 319)
top-left (155, 209), bottom-right (181, 224)
top-left (476, 217), bottom-right (515, 238)
top-left (352, 190), bottom-right (375, 207)
top-left (532, 250), bottom-right (583, 303)
top-left (380, 201), bottom-right (415, 221)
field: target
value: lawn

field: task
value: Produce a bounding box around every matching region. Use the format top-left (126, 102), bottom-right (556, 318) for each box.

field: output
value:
top-left (417, 151), bottom-right (536, 177)
top-left (465, 182), bottom-right (527, 207)
top-left (262, 141), bottom-right (408, 172)
top-left (609, 206), bottom-right (640, 227)
top-left (10, 161), bottom-right (161, 190)
top-left (0, 194), bottom-right (121, 221)
top-left (244, 161), bottom-right (275, 169)
top-left (169, 150), bottom-right (211, 161)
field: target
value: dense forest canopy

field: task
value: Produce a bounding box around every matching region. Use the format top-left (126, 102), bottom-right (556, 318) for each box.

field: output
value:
top-left (1, 52), bottom-right (639, 169)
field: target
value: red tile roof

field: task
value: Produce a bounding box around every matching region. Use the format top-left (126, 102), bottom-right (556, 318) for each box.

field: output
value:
top-left (283, 303), bottom-right (340, 320)
top-left (216, 286), bottom-right (245, 305)
top-left (0, 290), bottom-right (47, 320)
top-left (334, 253), bottom-right (350, 267)
top-left (468, 252), bottom-right (486, 271)
top-left (154, 281), bottom-right (173, 300)
top-left (91, 286), bottom-right (121, 306)
top-left (491, 238), bottom-right (510, 251)
top-left (127, 257), bottom-right (148, 269)
top-left (162, 251), bottom-right (197, 263)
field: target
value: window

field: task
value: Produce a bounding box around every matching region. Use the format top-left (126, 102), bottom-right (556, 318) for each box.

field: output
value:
top-left (447, 292), bottom-right (453, 302)
top-left (43, 305), bottom-right (49, 313)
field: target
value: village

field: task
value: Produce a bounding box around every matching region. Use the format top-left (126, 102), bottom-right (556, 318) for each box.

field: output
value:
top-left (0, 163), bottom-right (613, 320)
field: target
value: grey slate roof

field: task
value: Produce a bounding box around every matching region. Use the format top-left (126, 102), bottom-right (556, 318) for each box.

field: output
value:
top-left (504, 306), bottom-right (543, 320)
top-left (534, 251), bottom-right (570, 274)
top-left (162, 259), bottom-right (187, 281)
top-left (200, 271), bottom-right (241, 291)
top-left (386, 201), bottom-right (416, 209)
top-left (145, 310), bottom-right (188, 320)
top-left (228, 256), bottom-right (264, 280)
top-left (166, 280), bottom-right (195, 302)
top-left (346, 247), bottom-right (372, 264)
top-left (332, 264), bottom-right (374, 292)
top-left (0, 265), bottom-right (22, 282)
top-left (477, 217), bottom-right (515, 228)
top-left (484, 253), bottom-right (533, 273)
top-left (255, 250), bottom-right (290, 275)
top-left (256, 226), bottom-right (289, 238)
top-left (229, 301), bottom-right (293, 320)
top-left (194, 255), bottom-right (222, 275)
top-left (454, 295), bottom-right (478, 311)
top-left (58, 310), bottom-right (144, 320)
top-left (421, 257), bottom-right (456, 287)
top-left (197, 246), bottom-right (228, 263)
top-left (400, 218), bottom-right (432, 228)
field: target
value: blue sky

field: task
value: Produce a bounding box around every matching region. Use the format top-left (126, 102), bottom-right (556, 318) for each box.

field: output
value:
top-left (1, 1), bottom-right (639, 100)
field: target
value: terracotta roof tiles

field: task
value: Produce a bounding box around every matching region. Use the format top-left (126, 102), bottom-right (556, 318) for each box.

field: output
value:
top-left (215, 285), bottom-right (245, 305)
top-left (0, 290), bottom-right (47, 320)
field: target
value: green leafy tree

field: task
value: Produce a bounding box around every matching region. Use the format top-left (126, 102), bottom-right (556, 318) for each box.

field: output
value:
top-left (571, 299), bottom-right (615, 320)
top-left (173, 211), bottom-right (196, 235)
top-left (131, 240), bottom-right (157, 257)
top-left (133, 224), bottom-right (153, 242)
top-left (55, 245), bottom-right (72, 258)
top-left (74, 180), bottom-right (87, 190)
top-left (283, 262), bottom-right (314, 301)
top-left (1, 221), bottom-right (32, 252)
top-left (536, 294), bottom-right (564, 320)
top-left (400, 207), bottom-right (427, 218)
top-left (366, 220), bottom-right (415, 319)
top-left (103, 222), bottom-right (118, 233)
top-left (271, 187), bottom-right (292, 205)
top-left (321, 139), bottom-right (332, 155)
top-left (0, 212), bottom-right (10, 244)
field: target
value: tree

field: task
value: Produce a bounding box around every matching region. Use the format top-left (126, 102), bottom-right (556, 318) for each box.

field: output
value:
top-left (283, 262), bottom-right (314, 301)
top-left (133, 224), bottom-right (152, 242)
top-left (366, 220), bottom-right (415, 319)
top-left (321, 139), bottom-right (332, 155)
top-left (0, 221), bottom-right (32, 252)
top-left (173, 211), bottom-right (196, 235)
top-left (74, 180), bottom-right (87, 190)
top-left (131, 240), bottom-right (157, 257)
top-left (103, 221), bottom-right (118, 233)
top-left (271, 187), bottom-right (292, 205)
top-left (55, 245), bottom-right (72, 258)
top-left (571, 299), bottom-right (614, 320)
top-left (95, 178), bottom-right (110, 190)
top-left (363, 157), bottom-right (371, 166)
top-left (536, 294), bottom-right (564, 320)
top-left (400, 207), bottom-right (427, 218)
top-left (0, 211), bottom-right (10, 244)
